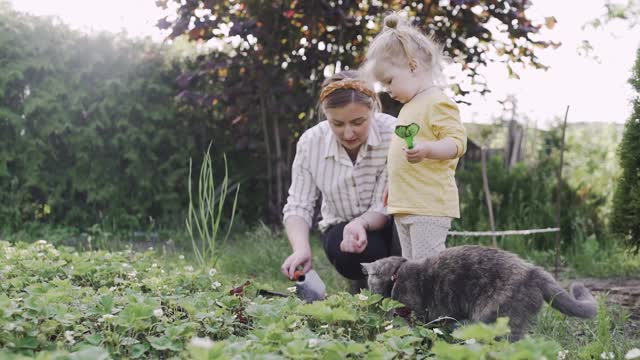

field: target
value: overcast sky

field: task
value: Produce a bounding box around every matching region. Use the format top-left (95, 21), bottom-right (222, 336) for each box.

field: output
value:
top-left (10, 0), bottom-right (639, 127)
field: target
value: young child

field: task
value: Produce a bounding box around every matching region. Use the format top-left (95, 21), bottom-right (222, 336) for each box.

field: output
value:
top-left (363, 14), bottom-right (467, 260)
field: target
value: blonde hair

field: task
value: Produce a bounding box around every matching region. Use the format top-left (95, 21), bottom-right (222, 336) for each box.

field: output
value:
top-left (365, 13), bottom-right (447, 85)
top-left (317, 70), bottom-right (381, 121)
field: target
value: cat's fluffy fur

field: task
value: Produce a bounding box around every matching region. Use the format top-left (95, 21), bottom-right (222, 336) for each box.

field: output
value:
top-left (361, 245), bottom-right (597, 341)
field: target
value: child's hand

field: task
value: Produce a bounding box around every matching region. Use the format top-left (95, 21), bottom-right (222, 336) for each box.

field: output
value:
top-left (404, 142), bottom-right (432, 163)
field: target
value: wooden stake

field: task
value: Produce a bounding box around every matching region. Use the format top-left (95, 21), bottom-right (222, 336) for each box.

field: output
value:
top-left (481, 146), bottom-right (497, 247)
top-left (554, 106), bottom-right (569, 278)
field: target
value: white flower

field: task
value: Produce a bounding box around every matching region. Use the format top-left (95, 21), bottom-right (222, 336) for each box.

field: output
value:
top-left (179, 255), bottom-right (185, 260)
top-left (385, 324), bottom-right (393, 330)
top-left (212, 281), bottom-right (221, 289)
top-left (36, 240), bottom-right (47, 245)
top-left (557, 350), bottom-right (569, 360)
top-left (357, 294), bottom-right (368, 301)
top-left (153, 308), bottom-right (163, 318)
top-left (109, 286), bottom-right (117, 291)
top-left (626, 349), bottom-right (640, 360)
top-left (601, 352), bottom-right (615, 359)
top-left (465, 338), bottom-right (477, 345)
top-left (148, 247), bottom-right (154, 251)
top-left (432, 328), bottom-right (444, 335)
top-left (184, 265), bottom-right (194, 272)
top-left (287, 286), bottom-right (297, 293)
top-left (208, 268), bottom-right (217, 277)
top-left (64, 330), bottom-right (75, 344)
top-left (308, 338), bottom-right (320, 348)
top-left (151, 263), bottom-right (158, 268)
top-left (99, 314), bottom-right (115, 322)
top-left (190, 336), bottom-right (214, 349)
top-left (320, 324), bottom-right (329, 329)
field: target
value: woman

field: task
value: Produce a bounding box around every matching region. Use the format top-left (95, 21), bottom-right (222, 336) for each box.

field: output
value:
top-left (281, 71), bottom-right (400, 290)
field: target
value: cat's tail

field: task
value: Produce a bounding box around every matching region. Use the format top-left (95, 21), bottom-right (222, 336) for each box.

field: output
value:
top-left (535, 269), bottom-right (597, 319)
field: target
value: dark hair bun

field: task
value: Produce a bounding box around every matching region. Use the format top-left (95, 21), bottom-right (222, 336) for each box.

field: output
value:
top-left (384, 14), bottom-right (399, 29)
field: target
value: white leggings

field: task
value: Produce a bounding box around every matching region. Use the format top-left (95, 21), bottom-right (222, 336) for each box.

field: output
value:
top-left (394, 215), bottom-right (452, 260)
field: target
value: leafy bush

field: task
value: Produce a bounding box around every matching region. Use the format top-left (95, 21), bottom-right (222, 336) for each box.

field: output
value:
top-left (455, 152), bottom-right (604, 252)
top-left (611, 46), bottom-right (640, 253)
top-left (0, 5), bottom-right (254, 231)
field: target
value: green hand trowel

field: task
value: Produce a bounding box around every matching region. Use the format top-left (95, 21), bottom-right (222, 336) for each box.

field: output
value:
top-left (394, 123), bottom-right (420, 149)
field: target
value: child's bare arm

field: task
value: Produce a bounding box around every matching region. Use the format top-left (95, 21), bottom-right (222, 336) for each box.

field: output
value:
top-left (404, 138), bottom-right (458, 162)
top-left (424, 138), bottom-right (459, 160)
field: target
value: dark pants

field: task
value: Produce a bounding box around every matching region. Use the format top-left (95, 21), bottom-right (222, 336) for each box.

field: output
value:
top-left (321, 217), bottom-right (401, 281)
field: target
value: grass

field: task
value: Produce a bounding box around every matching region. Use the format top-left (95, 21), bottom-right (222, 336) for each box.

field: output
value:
top-left (532, 298), bottom-right (639, 359)
top-left (449, 232), bottom-right (640, 279)
top-left (217, 223), bottom-right (350, 294)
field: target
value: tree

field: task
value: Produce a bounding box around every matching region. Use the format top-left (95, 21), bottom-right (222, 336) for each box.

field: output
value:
top-left (585, 0), bottom-right (640, 30)
top-left (610, 46), bottom-right (640, 253)
top-left (157, 0), bottom-right (557, 222)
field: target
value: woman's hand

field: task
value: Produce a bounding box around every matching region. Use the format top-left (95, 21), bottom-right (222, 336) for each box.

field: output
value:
top-left (281, 249), bottom-right (312, 280)
top-left (340, 218), bottom-right (368, 253)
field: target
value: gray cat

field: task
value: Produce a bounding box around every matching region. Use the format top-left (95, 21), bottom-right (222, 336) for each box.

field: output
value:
top-left (361, 245), bottom-right (597, 341)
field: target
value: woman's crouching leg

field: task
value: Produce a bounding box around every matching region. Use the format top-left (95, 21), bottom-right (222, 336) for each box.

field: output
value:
top-left (321, 219), bottom-right (397, 281)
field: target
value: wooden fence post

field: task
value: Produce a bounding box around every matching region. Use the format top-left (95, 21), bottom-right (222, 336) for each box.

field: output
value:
top-left (554, 106), bottom-right (569, 278)
top-left (481, 146), bottom-right (497, 247)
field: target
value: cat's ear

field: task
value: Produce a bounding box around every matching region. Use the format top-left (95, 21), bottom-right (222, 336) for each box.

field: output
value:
top-left (360, 263), bottom-right (370, 276)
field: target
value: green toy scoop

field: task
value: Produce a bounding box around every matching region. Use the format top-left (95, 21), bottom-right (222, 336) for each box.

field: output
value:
top-left (394, 123), bottom-right (420, 149)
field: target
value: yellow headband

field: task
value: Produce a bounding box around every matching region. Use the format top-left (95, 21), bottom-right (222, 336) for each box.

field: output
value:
top-left (319, 79), bottom-right (376, 103)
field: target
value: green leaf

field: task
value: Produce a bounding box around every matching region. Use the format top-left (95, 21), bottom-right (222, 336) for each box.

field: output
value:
top-left (69, 346), bottom-right (111, 360)
top-left (130, 343), bottom-right (150, 359)
top-left (406, 123), bottom-right (420, 137)
top-left (15, 336), bottom-right (39, 350)
top-left (379, 298), bottom-right (405, 312)
top-left (323, 342), bottom-right (366, 357)
top-left (431, 341), bottom-right (483, 359)
top-left (297, 302), bottom-right (355, 323)
top-left (95, 294), bottom-right (114, 315)
top-left (147, 335), bottom-right (183, 351)
top-left (116, 303), bottom-right (154, 330)
top-left (188, 340), bottom-right (228, 360)
top-left (394, 125), bottom-right (408, 139)
top-left (0, 293), bottom-right (14, 318)
top-left (452, 317), bottom-right (511, 343)
top-left (84, 333), bottom-right (104, 346)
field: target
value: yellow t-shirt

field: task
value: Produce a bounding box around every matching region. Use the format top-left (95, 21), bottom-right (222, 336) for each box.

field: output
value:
top-left (387, 88), bottom-right (467, 218)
